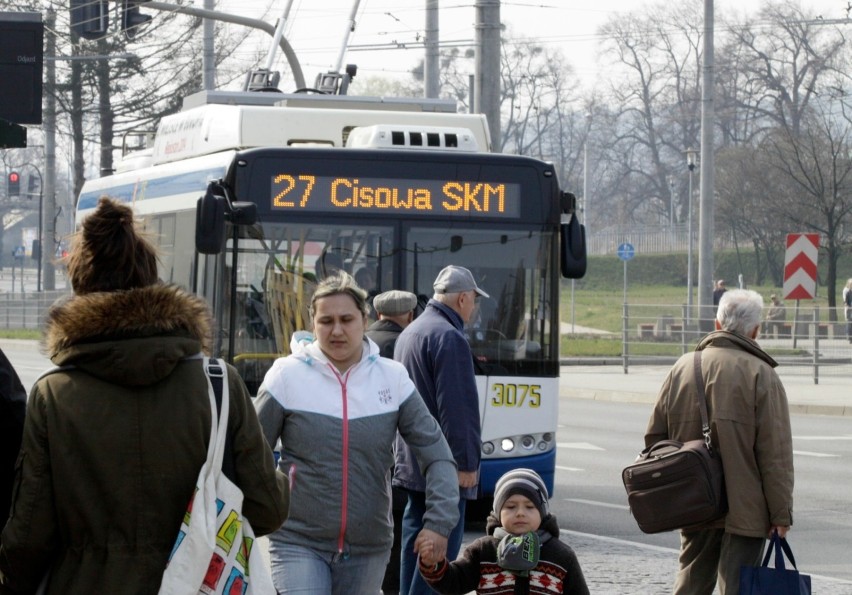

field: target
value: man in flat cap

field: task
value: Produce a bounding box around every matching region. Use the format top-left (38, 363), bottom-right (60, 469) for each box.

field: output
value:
top-left (393, 265), bottom-right (487, 595)
top-left (367, 290), bottom-right (418, 359)
top-left (365, 290), bottom-right (418, 595)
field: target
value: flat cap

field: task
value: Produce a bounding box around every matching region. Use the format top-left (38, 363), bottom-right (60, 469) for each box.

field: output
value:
top-left (433, 265), bottom-right (489, 298)
top-left (373, 290), bottom-right (417, 316)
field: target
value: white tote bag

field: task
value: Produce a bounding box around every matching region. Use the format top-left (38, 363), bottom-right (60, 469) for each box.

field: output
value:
top-left (158, 358), bottom-right (275, 595)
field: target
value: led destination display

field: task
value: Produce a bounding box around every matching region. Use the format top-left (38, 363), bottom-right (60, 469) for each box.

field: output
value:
top-left (270, 174), bottom-right (521, 219)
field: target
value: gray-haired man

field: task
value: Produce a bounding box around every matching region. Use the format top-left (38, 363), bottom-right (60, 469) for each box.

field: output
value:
top-left (645, 289), bottom-right (794, 594)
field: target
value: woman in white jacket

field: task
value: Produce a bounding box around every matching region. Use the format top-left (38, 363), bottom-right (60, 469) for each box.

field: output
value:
top-left (254, 272), bottom-right (459, 594)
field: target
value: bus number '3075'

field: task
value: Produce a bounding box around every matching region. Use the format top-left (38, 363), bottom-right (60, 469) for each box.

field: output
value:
top-left (490, 383), bottom-right (541, 408)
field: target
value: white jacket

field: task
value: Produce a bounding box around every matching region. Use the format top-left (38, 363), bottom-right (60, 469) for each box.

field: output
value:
top-left (254, 332), bottom-right (459, 556)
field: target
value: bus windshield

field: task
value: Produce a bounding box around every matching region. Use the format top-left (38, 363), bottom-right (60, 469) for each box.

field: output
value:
top-left (221, 220), bottom-right (556, 393)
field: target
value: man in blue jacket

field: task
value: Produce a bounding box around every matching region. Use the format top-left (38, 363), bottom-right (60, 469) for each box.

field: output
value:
top-left (393, 265), bottom-right (486, 595)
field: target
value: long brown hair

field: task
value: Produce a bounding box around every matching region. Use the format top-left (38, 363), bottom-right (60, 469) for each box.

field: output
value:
top-left (65, 197), bottom-right (159, 294)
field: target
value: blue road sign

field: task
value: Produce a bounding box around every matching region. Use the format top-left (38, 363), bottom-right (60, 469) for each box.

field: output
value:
top-left (13, 245), bottom-right (25, 259)
top-left (617, 242), bottom-right (635, 261)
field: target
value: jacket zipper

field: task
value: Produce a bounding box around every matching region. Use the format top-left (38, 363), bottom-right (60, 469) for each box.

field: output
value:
top-left (329, 364), bottom-right (353, 554)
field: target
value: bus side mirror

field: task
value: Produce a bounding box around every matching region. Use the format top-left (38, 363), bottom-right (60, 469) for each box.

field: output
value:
top-left (196, 189), bottom-right (226, 254)
top-left (560, 192), bottom-right (586, 279)
top-left (561, 214), bottom-right (587, 279)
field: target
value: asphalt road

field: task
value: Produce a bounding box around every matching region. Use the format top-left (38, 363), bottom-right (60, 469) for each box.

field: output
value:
top-left (4, 341), bottom-right (851, 592)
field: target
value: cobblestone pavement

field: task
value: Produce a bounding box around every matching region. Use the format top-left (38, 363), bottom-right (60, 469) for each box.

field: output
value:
top-left (265, 530), bottom-right (852, 594)
top-left (558, 530), bottom-right (852, 594)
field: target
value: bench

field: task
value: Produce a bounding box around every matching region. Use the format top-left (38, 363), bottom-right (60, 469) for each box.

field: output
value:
top-left (637, 323), bottom-right (655, 339)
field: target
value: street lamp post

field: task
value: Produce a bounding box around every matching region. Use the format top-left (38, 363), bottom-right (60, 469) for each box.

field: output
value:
top-left (686, 148), bottom-right (697, 324)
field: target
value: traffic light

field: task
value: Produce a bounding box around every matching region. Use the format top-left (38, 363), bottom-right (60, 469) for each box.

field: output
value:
top-left (69, 0), bottom-right (108, 40)
top-left (121, 0), bottom-right (152, 41)
top-left (7, 171), bottom-right (20, 196)
top-left (0, 15), bottom-right (44, 126)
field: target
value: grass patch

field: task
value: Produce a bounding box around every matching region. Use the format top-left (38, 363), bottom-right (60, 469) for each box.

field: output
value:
top-left (0, 329), bottom-right (41, 340)
top-left (556, 249), bottom-right (849, 356)
top-left (561, 335), bottom-right (687, 357)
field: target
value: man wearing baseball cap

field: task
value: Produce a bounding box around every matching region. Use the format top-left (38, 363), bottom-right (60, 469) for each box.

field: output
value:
top-left (393, 265), bottom-right (487, 595)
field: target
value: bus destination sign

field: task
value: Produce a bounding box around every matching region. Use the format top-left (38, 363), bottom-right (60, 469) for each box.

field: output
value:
top-left (270, 174), bottom-right (521, 219)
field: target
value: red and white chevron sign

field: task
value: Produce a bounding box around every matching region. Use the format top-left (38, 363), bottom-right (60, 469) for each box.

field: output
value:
top-left (782, 233), bottom-right (819, 300)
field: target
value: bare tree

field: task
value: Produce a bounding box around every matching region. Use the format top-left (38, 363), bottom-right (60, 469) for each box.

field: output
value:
top-left (597, 2), bottom-right (703, 227)
top-left (723, 0), bottom-right (846, 138)
top-left (715, 145), bottom-right (789, 285)
top-left (761, 105), bottom-right (852, 315)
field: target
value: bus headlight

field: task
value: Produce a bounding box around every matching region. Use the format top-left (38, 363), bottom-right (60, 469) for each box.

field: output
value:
top-left (520, 435), bottom-right (535, 450)
top-left (501, 438), bottom-right (515, 452)
top-left (482, 442), bottom-right (495, 455)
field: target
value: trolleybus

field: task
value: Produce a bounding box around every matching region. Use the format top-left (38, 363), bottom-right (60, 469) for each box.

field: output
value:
top-left (75, 89), bottom-right (587, 499)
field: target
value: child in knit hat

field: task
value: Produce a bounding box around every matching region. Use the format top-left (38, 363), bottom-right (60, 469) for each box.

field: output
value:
top-left (417, 468), bottom-right (589, 594)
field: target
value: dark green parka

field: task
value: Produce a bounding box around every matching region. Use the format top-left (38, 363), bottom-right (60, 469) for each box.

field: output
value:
top-left (0, 284), bottom-right (289, 594)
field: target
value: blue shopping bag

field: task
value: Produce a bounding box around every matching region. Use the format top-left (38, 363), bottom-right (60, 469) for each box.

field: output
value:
top-left (740, 532), bottom-right (811, 595)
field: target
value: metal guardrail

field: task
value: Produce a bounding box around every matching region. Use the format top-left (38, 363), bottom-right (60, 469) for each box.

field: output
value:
top-left (4, 294), bottom-right (851, 384)
top-left (0, 290), bottom-right (69, 330)
top-left (560, 303), bottom-right (852, 384)
top-left (619, 303), bottom-right (852, 382)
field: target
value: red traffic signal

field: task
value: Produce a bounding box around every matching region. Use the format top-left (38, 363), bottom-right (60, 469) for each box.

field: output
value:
top-left (7, 171), bottom-right (20, 196)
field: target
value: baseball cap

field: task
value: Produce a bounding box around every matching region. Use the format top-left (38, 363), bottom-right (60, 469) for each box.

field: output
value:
top-left (432, 265), bottom-right (489, 298)
top-left (372, 290), bottom-right (417, 316)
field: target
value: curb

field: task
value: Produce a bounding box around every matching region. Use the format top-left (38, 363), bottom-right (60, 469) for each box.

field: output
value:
top-left (561, 387), bottom-right (852, 418)
top-left (0, 338), bottom-right (41, 352)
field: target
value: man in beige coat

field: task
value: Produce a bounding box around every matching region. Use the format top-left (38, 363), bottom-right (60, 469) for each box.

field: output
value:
top-left (645, 289), bottom-right (794, 595)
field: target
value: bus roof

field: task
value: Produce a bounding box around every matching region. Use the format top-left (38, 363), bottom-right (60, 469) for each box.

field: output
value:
top-left (149, 90), bottom-right (491, 166)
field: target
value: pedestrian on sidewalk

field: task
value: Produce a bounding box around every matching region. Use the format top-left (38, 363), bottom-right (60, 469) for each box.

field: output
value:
top-left (367, 289), bottom-right (418, 359)
top-left (645, 289), bottom-right (794, 595)
top-left (365, 289), bottom-right (419, 595)
top-left (254, 273), bottom-right (459, 594)
top-left (0, 347), bottom-right (26, 521)
top-left (417, 468), bottom-right (589, 595)
top-left (843, 278), bottom-right (852, 343)
top-left (394, 265), bottom-right (485, 595)
top-left (763, 294), bottom-right (787, 337)
top-left (0, 197), bottom-right (289, 595)
top-left (712, 279), bottom-right (727, 311)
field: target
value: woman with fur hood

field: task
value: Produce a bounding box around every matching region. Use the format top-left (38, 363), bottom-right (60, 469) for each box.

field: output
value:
top-left (0, 197), bottom-right (289, 594)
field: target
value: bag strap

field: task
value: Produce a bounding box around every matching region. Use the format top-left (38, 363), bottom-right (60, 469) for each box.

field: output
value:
top-left (202, 357), bottom-right (235, 482)
top-left (692, 350), bottom-right (715, 454)
top-left (761, 532), bottom-right (799, 571)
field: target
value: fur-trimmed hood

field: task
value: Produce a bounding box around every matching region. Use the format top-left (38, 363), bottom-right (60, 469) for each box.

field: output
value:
top-left (42, 284), bottom-right (214, 386)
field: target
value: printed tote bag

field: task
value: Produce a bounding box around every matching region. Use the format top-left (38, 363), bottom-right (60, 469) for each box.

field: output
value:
top-left (158, 358), bottom-right (275, 595)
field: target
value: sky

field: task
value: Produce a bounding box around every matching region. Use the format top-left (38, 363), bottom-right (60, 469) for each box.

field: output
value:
top-left (209, 0), bottom-right (849, 92)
